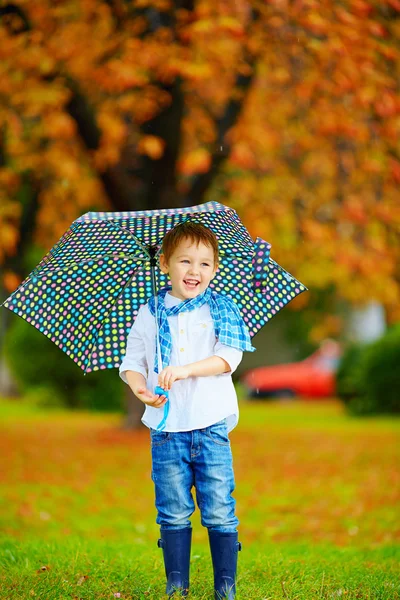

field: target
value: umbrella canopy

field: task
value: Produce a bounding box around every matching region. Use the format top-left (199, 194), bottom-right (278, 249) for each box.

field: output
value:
top-left (1, 202), bottom-right (307, 373)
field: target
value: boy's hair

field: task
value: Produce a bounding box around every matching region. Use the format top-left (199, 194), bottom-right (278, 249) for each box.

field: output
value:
top-left (161, 222), bottom-right (219, 264)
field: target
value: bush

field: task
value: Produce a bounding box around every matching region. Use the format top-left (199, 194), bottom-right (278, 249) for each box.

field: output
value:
top-left (4, 315), bottom-right (124, 412)
top-left (359, 324), bottom-right (400, 415)
top-left (336, 325), bottom-right (400, 415)
top-left (24, 384), bottom-right (65, 409)
top-left (336, 343), bottom-right (365, 403)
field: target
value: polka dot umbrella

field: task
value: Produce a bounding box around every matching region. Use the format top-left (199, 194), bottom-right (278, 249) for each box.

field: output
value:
top-left (1, 201), bottom-right (307, 374)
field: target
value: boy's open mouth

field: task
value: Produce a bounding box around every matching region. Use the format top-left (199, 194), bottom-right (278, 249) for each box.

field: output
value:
top-left (183, 279), bottom-right (200, 289)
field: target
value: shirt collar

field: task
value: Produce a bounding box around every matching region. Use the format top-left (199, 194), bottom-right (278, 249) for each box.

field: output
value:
top-left (165, 291), bottom-right (183, 308)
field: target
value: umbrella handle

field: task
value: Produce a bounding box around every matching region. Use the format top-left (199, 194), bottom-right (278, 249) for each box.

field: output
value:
top-left (155, 386), bottom-right (169, 399)
top-left (154, 387), bottom-right (170, 432)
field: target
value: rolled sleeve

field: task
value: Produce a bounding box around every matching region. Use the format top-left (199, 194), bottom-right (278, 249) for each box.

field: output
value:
top-left (119, 307), bottom-right (149, 384)
top-left (214, 341), bottom-right (243, 374)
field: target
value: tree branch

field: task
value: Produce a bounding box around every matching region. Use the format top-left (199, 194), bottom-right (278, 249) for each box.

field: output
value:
top-left (186, 70), bottom-right (255, 205)
top-left (63, 4), bottom-right (192, 211)
top-left (185, 9), bottom-right (260, 205)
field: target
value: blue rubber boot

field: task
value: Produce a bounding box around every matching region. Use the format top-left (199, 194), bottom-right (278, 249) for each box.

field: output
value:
top-left (157, 528), bottom-right (192, 597)
top-left (208, 530), bottom-right (242, 600)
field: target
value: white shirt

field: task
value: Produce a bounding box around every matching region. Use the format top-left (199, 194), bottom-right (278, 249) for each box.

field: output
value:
top-left (119, 291), bottom-right (243, 433)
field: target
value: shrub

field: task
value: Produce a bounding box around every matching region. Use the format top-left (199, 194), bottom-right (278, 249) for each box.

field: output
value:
top-left (336, 325), bottom-right (400, 415)
top-left (4, 315), bottom-right (124, 412)
top-left (358, 324), bottom-right (400, 415)
top-left (24, 384), bottom-right (65, 409)
top-left (336, 343), bottom-right (365, 403)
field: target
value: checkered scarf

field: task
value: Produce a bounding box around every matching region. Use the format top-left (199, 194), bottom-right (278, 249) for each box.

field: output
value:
top-left (148, 286), bottom-right (255, 374)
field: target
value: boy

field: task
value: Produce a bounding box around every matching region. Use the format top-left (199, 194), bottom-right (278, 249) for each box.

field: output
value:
top-left (119, 222), bottom-right (255, 599)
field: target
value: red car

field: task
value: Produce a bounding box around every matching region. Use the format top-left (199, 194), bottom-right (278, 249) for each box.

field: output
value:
top-left (241, 340), bottom-right (341, 399)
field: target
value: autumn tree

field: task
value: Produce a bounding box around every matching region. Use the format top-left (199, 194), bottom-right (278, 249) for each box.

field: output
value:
top-left (1, 0), bottom-right (400, 407)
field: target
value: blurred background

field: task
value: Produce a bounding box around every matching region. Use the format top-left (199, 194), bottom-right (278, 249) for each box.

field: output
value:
top-left (0, 0), bottom-right (399, 419)
top-left (0, 4), bottom-right (399, 596)
top-left (0, 0), bottom-right (400, 600)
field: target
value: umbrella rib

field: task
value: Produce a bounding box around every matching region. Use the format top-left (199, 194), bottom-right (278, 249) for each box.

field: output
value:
top-left (33, 220), bottom-right (150, 277)
top-left (100, 220), bottom-right (151, 255)
top-left (32, 220), bottom-right (86, 275)
top-left (103, 212), bottom-right (253, 259)
top-left (24, 254), bottom-right (148, 282)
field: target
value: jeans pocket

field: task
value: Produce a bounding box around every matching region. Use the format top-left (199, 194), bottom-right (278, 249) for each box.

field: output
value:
top-left (206, 419), bottom-right (230, 446)
top-left (150, 429), bottom-right (172, 447)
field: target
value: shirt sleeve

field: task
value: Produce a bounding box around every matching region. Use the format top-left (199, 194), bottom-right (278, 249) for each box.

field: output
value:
top-left (119, 306), bottom-right (149, 384)
top-left (214, 340), bottom-right (243, 374)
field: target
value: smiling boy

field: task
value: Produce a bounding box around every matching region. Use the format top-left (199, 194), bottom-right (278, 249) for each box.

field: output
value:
top-left (119, 222), bottom-right (255, 599)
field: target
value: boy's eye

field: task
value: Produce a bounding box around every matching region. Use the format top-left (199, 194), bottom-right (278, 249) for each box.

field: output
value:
top-left (180, 259), bottom-right (210, 266)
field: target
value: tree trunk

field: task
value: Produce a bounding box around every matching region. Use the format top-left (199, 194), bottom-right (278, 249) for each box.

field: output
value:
top-left (121, 385), bottom-right (146, 430)
top-left (0, 355), bottom-right (20, 398)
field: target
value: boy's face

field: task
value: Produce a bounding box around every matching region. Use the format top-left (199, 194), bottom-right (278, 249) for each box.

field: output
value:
top-left (159, 237), bottom-right (218, 301)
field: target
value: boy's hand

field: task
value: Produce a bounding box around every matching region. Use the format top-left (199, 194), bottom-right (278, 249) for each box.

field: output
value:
top-left (135, 387), bottom-right (168, 408)
top-left (158, 365), bottom-right (190, 391)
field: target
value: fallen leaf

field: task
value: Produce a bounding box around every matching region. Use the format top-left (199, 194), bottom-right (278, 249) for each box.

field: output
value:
top-left (37, 565), bottom-right (50, 573)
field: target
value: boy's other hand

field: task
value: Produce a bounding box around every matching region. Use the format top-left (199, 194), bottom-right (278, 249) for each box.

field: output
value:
top-left (158, 365), bottom-right (190, 391)
top-left (135, 387), bottom-right (168, 408)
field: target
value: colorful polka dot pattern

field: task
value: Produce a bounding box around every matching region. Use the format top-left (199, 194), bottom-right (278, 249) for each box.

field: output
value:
top-left (76, 202), bottom-right (254, 257)
top-left (1, 201), bottom-right (307, 373)
top-left (252, 237), bottom-right (272, 292)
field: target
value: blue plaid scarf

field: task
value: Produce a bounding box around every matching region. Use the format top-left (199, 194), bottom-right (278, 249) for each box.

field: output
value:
top-left (148, 286), bottom-right (255, 375)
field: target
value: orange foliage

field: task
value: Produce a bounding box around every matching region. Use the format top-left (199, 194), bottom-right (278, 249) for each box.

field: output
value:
top-left (1, 402), bottom-right (399, 547)
top-left (178, 148), bottom-right (211, 175)
top-left (0, 0), bottom-right (399, 321)
top-left (137, 135), bottom-right (165, 160)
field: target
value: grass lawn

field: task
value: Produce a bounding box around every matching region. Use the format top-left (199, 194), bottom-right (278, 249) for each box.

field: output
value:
top-left (0, 396), bottom-right (399, 599)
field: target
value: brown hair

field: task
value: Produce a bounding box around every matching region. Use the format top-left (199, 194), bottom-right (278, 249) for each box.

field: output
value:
top-left (161, 222), bottom-right (219, 264)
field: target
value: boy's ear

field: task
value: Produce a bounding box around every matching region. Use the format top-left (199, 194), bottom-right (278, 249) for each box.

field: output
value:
top-left (159, 253), bottom-right (169, 273)
top-left (211, 262), bottom-right (219, 279)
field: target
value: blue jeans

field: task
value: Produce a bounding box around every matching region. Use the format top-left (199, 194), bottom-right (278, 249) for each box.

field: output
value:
top-left (150, 418), bottom-right (239, 533)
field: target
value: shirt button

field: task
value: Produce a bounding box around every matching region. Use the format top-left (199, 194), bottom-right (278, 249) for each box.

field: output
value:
top-left (180, 348), bottom-right (184, 352)
top-left (180, 329), bottom-right (184, 334)
top-left (202, 324), bottom-right (207, 328)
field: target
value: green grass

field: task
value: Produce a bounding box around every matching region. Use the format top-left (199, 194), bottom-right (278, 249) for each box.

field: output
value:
top-left (1, 537), bottom-right (399, 599)
top-left (0, 395), bottom-right (399, 599)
